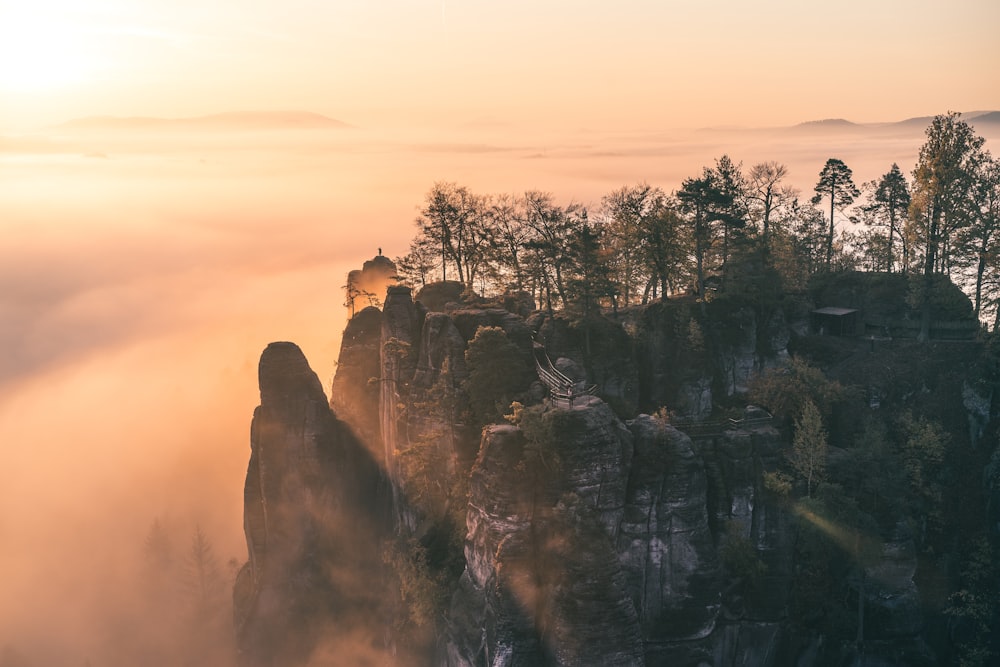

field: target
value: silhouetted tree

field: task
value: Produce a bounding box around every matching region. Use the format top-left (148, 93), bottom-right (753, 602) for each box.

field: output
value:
top-left (677, 169), bottom-right (727, 297)
top-left (747, 161), bottom-right (792, 248)
top-left (955, 154), bottom-right (1000, 320)
top-left (416, 182), bottom-right (489, 285)
top-left (642, 198), bottom-right (692, 298)
top-left (862, 164), bottom-right (911, 272)
top-left (521, 191), bottom-right (581, 311)
top-left (601, 183), bottom-right (665, 305)
top-left (811, 158), bottom-right (861, 268)
top-left (711, 154), bottom-right (749, 267)
top-left (910, 112), bottom-right (986, 339)
top-left (483, 193), bottom-right (530, 291)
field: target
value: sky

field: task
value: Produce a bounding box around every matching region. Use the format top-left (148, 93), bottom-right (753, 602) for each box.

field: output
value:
top-left (1, 1), bottom-right (999, 664)
top-left (2, 0), bottom-right (999, 130)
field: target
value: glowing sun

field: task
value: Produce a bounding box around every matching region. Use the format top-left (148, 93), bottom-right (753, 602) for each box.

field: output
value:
top-left (0, 12), bottom-right (97, 92)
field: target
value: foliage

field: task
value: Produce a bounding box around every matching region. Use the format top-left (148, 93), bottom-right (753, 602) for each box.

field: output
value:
top-left (720, 520), bottom-right (767, 586)
top-left (748, 356), bottom-right (845, 420)
top-left (789, 399), bottom-right (827, 497)
top-left (811, 158), bottom-right (861, 268)
top-left (400, 359), bottom-right (460, 518)
top-left (383, 536), bottom-right (449, 633)
top-left (464, 326), bottom-right (532, 426)
top-left (946, 536), bottom-right (999, 666)
top-left (896, 411), bottom-right (948, 533)
top-left (517, 404), bottom-right (566, 471)
top-left (504, 400), bottom-right (524, 425)
top-left (762, 470), bottom-right (793, 498)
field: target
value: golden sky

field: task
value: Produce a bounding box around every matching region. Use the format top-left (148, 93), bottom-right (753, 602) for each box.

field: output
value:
top-left (2, 0), bottom-right (999, 131)
top-left (2, 1), bottom-right (1000, 662)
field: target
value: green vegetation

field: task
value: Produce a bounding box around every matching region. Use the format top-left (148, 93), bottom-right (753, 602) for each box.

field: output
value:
top-left (463, 326), bottom-right (532, 426)
top-left (789, 399), bottom-right (828, 497)
top-left (391, 113), bottom-right (1000, 333)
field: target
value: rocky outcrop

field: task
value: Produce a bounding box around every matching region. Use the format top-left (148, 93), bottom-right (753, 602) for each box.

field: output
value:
top-left (449, 413), bottom-right (646, 666)
top-left (235, 342), bottom-right (391, 667)
top-left (620, 416), bottom-right (721, 649)
top-left (242, 273), bottom-right (987, 666)
top-left (330, 305), bottom-right (383, 461)
top-left (447, 400), bottom-right (726, 665)
top-left (345, 253), bottom-right (397, 315)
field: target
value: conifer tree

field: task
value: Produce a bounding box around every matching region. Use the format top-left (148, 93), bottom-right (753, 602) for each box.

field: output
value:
top-left (811, 158), bottom-right (860, 268)
top-left (864, 164), bottom-right (911, 272)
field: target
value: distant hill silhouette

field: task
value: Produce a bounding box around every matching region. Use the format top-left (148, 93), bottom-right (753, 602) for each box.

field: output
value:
top-left (795, 118), bottom-right (860, 129)
top-left (969, 110), bottom-right (1000, 126)
top-left (780, 112), bottom-right (1000, 135)
top-left (56, 111), bottom-right (352, 131)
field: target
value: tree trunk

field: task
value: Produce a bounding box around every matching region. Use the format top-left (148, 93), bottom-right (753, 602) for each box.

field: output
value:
top-left (975, 247), bottom-right (987, 319)
top-left (827, 184), bottom-right (836, 268)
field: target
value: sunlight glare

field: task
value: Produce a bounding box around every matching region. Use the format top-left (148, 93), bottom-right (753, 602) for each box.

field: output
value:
top-left (0, 11), bottom-right (97, 92)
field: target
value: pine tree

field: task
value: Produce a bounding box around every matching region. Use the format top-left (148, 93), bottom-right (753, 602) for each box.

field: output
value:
top-left (864, 164), bottom-right (911, 272)
top-left (811, 158), bottom-right (861, 268)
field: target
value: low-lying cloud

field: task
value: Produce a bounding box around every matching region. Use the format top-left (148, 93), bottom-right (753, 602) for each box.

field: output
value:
top-left (0, 115), bottom-right (996, 664)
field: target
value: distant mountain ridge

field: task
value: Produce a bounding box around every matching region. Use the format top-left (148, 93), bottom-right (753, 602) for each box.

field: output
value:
top-left (795, 110), bottom-right (1000, 131)
top-left (700, 111), bottom-right (1000, 134)
top-left (55, 110), bottom-right (352, 131)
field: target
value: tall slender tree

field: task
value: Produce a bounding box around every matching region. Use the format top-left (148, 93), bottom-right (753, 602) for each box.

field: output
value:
top-left (864, 164), bottom-right (911, 272)
top-left (747, 161), bottom-right (790, 249)
top-left (910, 112), bottom-right (987, 339)
top-left (677, 168), bottom-right (728, 297)
top-left (711, 155), bottom-right (748, 267)
top-left (811, 158), bottom-right (861, 268)
top-left (600, 183), bottom-right (664, 305)
top-left (957, 154), bottom-right (1000, 320)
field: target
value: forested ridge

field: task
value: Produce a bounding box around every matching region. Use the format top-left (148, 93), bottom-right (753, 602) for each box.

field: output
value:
top-left (392, 112), bottom-right (999, 334)
top-left (328, 112), bottom-right (1000, 665)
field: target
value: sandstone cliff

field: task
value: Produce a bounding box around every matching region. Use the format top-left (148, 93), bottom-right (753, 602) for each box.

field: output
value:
top-left (234, 342), bottom-right (392, 667)
top-left (236, 267), bottom-right (997, 666)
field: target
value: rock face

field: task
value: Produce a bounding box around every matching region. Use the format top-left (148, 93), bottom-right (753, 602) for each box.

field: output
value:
top-left (234, 342), bottom-right (391, 667)
top-left (330, 305), bottom-right (383, 461)
top-left (620, 416), bottom-right (721, 647)
top-left (242, 275), bottom-right (985, 666)
top-left (449, 410), bottom-right (647, 667)
top-left (446, 400), bottom-right (723, 666)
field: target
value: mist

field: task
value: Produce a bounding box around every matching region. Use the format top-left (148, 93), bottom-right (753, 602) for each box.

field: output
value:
top-left (1, 113), bottom-right (996, 664)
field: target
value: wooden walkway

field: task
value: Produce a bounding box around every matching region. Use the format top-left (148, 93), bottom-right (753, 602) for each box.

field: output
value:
top-left (532, 341), bottom-right (597, 408)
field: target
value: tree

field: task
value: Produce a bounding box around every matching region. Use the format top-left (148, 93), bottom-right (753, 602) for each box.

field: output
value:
top-left (897, 413), bottom-right (947, 535)
top-left (464, 326), bottom-right (532, 426)
top-left (416, 182), bottom-right (489, 286)
top-left (748, 356), bottom-right (845, 422)
top-left (642, 198), bottom-right (692, 299)
top-left (182, 525), bottom-right (225, 622)
top-left (711, 155), bottom-right (749, 267)
top-left (483, 193), bottom-right (530, 291)
top-left (521, 191), bottom-right (581, 312)
top-left (747, 161), bottom-right (791, 249)
top-left (395, 236), bottom-right (438, 288)
top-left (811, 158), bottom-right (861, 268)
top-left (910, 112), bottom-right (987, 339)
top-left (863, 164), bottom-right (911, 272)
top-left (956, 154), bottom-right (1000, 321)
top-left (600, 183), bottom-right (665, 305)
top-left (143, 517), bottom-right (174, 572)
top-left (677, 168), bottom-right (727, 297)
top-left (789, 399), bottom-right (827, 497)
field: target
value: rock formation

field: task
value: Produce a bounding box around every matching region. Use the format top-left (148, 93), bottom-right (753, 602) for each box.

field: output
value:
top-left (234, 342), bottom-right (391, 667)
top-left (235, 265), bottom-right (996, 667)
